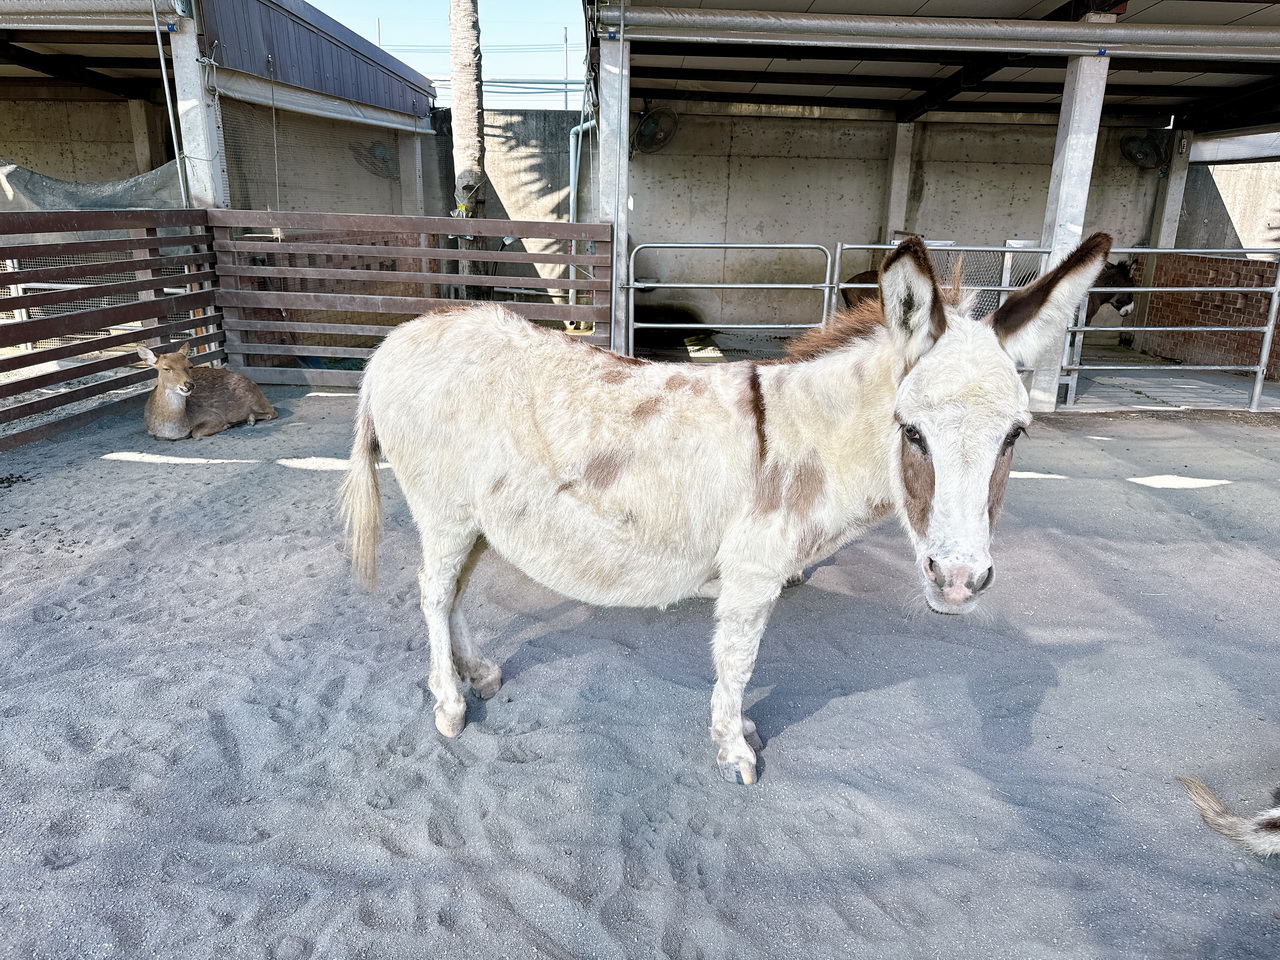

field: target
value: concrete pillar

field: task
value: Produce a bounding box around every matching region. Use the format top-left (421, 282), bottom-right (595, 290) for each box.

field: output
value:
top-left (169, 18), bottom-right (230, 208)
top-left (1151, 131), bottom-right (1192, 248)
top-left (881, 122), bottom-right (915, 243)
top-left (128, 100), bottom-right (163, 174)
top-left (1028, 30), bottom-right (1111, 410)
top-left (1132, 129), bottom-right (1193, 353)
top-left (598, 38), bottom-right (630, 354)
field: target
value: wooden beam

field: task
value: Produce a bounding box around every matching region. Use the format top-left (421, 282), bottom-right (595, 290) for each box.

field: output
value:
top-left (0, 38), bottom-right (155, 101)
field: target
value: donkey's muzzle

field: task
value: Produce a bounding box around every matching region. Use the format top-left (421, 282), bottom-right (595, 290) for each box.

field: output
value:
top-left (924, 557), bottom-right (994, 611)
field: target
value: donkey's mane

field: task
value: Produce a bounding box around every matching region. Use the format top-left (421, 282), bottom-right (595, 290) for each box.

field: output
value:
top-left (783, 301), bottom-right (886, 362)
top-left (784, 263), bottom-right (967, 364)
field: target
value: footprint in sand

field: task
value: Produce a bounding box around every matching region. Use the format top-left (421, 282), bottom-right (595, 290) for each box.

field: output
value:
top-left (269, 936), bottom-right (314, 960)
top-left (41, 849), bottom-right (83, 870)
top-left (426, 811), bottom-right (465, 849)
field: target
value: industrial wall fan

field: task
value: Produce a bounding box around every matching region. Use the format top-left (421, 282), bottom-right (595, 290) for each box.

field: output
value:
top-left (1120, 131), bottom-right (1171, 170)
top-left (632, 106), bottom-right (679, 155)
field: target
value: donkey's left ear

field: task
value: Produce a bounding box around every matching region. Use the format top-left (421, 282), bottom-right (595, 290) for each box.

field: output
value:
top-left (879, 236), bottom-right (947, 366)
top-left (986, 232), bottom-right (1112, 365)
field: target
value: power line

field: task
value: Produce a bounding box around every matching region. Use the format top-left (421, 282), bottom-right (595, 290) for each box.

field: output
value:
top-left (384, 43), bottom-right (579, 54)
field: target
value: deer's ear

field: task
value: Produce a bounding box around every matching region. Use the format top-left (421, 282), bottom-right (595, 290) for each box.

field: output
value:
top-left (178, 341), bottom-right (191, 357)
top-left (879, 236), bottom-right (946, 365)
top-left (138, 345), bottom-right (158, 365)
top-left (986, 232), bottom-right (1112, 366)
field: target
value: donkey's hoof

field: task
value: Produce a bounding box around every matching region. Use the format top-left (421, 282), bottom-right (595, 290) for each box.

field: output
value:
top-left (716, 747), bottom-right (752, 783)
top-left (717, 755), bottom-right (758, 786)
top-left (435, 709), bottom-right (465, 738)
top-left (467, 664), bottom-right (502, 700)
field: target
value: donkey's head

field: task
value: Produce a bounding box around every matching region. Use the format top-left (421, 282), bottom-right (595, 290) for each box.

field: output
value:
top-left (138, 341), bottom-right (196, 397)
top-left (1094, 259), bottom-right (1137, 317)
top-left (881, 233), bottom-right (1111, 614)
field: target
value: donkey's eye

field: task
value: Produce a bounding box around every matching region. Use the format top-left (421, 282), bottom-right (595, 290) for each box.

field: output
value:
top-left (902, 424), bottom-right (928, 454)
top-left (1002, 426), bottom-right (1027, 451)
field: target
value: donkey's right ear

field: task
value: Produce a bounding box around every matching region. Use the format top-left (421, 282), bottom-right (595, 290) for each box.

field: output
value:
top-left (137, 345), bottom-right (157, 365)
top-left (879, 236), bottom-right (946, 365)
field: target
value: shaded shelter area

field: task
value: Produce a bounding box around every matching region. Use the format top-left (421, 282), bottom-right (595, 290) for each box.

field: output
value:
top-left (580, 1), bottom-right (1280, 411)
top-left (1, 390), bottom-right (1278, 957)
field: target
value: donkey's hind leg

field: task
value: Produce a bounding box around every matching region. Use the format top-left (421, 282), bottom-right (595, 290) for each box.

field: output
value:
top-left (416, 524), bottom-right (480, 738)
top-left (449, 538), bottom-right (502, 700)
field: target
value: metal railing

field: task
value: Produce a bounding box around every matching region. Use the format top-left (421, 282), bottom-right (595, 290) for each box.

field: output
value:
top-left (626, 242), bottom-right (833, 357)
top-left (624, 240), bottom-right (1276, 410)
top-left (1062, 246), bottom-right (1279, 412)
top-left (833, 241), bottom-right (1279, 411)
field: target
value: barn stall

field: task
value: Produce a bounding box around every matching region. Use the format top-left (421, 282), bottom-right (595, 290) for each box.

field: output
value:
top-left (576, 1), bottom-right (1280, 412)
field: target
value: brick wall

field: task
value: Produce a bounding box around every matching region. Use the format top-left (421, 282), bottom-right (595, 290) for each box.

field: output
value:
top-left (1138, 254), bottom-right (1278, 378)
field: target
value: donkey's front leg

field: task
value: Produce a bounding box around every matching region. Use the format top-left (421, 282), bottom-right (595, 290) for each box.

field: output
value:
top-left (709, 586), bottom-right (779, 786)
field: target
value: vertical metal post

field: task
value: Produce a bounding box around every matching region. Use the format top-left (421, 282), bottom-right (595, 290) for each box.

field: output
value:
top-left (1251, 266), bottom-right (1279, 411)
top-left (399, 130), bottom-right (426, 216)
top-left (1029, 27), bottom-right (1111, 412)
top-left (598, 32), bottom-right (630, 354)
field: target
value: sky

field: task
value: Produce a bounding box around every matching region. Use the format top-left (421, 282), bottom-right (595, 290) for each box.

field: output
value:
top-left (306, 0), bottom-right (589, 111)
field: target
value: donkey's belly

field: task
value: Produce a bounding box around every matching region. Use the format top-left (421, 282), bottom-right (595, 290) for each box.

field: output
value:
top-left (477, 499), bottom-right (720, 608)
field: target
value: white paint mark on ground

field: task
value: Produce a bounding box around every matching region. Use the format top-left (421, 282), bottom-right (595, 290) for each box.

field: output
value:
top-left (103, 451), bottom-right (260, 465)
top-left (275, 457), bottom-right (389, 471)
top-left (1127, 474), bottom-right (1232, 489)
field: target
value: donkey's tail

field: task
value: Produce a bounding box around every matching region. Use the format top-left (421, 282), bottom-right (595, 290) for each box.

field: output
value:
top-left (1176, 775), bottom-right (1280, 858)
top-left (340, 388), bottom-right (383, 589)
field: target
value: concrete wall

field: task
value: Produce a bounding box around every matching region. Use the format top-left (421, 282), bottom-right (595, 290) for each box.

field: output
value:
top-left (616, 108), bottom-right (1163, 326)
top-left (0, 97), bottom-right (151, 182)
top-left (909, 124), bottom-right (1159, 246)
top-left (627, 113), bottom-right (893, 325)
top-left (1178, 161), bottom-right (1280, 251)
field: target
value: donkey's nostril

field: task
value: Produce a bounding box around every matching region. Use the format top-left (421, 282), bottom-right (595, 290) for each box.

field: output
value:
top-left (974, 566), bottom-right (995, 594)
top-left (925, 557), bottom-right (940, 583)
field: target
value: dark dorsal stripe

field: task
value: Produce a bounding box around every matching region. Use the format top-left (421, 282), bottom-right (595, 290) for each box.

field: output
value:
top-left (745, 363), bottom-right (767, 461)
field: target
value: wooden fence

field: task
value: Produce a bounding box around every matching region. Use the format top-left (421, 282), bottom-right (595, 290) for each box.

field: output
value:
top-left (210, 209), bottom-right (612, 388)
top-left (0, 209), bottom-right (219, 450)
top-left (1, 209), bottom-right (613, 447)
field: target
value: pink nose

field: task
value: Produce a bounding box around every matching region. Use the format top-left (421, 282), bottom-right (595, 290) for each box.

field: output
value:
top-left (924, 558), bottom-right (994, 605)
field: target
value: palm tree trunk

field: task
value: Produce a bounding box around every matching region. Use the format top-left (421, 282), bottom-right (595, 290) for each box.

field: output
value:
top-left (449, 0), bottom-right (488, 300)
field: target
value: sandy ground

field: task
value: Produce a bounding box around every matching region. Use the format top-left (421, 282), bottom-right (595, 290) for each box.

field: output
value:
top-left (0, 388), bottom-right (1277, 960)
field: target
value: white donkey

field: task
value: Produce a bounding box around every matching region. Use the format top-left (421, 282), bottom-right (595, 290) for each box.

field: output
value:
top-left (342, 233), bottom-right (1111, 785)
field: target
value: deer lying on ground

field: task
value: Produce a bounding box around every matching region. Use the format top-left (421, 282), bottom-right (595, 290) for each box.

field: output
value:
top-left (1177, 776), bottom-right (1280, 858)
top-left (138, 341), bottom-right (277, 440)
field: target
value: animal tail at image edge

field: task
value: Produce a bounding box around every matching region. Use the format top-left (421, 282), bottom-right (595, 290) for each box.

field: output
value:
top-left (1176, 776), bottom-right (1280, 858)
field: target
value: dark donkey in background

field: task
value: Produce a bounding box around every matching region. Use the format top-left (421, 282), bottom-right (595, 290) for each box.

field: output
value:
top-left (843, 258), bottom-right (1137, 325)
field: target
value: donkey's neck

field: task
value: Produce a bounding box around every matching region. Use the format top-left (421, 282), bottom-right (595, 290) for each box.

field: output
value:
top-left (758, 332), bottom-right (902, 504)
top-left (763, 333), bottom-right (901, 441)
